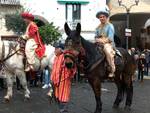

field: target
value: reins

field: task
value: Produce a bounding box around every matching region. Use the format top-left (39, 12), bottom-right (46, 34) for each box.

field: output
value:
top-left (0, 40), bottom-right (22, 64)
top-left (0, 49), bottom-right (20, 63)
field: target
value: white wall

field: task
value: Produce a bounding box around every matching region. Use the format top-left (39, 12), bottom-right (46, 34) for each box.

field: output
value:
top-left (21, 0), bottom-right (66, 30)
top-left (81, 0), bottom-right (106, 31)
top-left (0, 5), bottom-right (21, 35)
top-left (21, 0), bottom-right (107, 41)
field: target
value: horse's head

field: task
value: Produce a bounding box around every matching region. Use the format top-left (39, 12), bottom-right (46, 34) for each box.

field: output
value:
top-left (64, 23), bottom-right (85, 69)
top-left (64, 22), bottom-right (81, 51)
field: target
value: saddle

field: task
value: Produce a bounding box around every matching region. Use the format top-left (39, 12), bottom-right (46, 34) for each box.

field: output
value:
top-left (114, 50), bottom-right (124, 71)
top-left (115, 49), bottom-right (122, 57)
top-left (115, 55), bottom-right (124, 66)
top-left (79, 44), bottom-right (105, 73)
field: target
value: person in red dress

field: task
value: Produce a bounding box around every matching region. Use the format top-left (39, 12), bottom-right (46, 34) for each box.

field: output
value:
top-left (21, 12), bottom-right (45, 71)
top-left (50, 45), bottom-right (76, 113)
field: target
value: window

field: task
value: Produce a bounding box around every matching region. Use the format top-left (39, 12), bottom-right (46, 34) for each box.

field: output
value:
top-left (72, 4), bottom-right (81, 21)
top-left (65, 3), bottom-right (81, 22)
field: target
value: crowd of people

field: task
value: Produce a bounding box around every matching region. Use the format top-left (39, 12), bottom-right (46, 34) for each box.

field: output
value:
top-left (128, 48), bottom-right (150, 82)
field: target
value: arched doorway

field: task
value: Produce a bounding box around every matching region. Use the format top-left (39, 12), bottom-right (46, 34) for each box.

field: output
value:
top-left (110, 12), bottom-right (150, 49)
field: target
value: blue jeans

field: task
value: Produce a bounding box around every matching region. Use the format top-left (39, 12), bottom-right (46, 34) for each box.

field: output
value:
top-left (43, 69), bottom-right (50, 85)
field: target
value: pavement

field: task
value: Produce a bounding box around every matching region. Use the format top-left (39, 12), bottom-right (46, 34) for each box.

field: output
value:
top-left (0, 78), bottom-right (150, 113)
top-left (144, 75), bottom-right (150, 79)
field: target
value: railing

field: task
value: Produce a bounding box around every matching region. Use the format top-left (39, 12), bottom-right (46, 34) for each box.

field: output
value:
top-left (0, 0), bottom-right (20, 5)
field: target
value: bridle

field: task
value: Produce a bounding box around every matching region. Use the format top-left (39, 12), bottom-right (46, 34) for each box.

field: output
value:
top-left (64, 38), bottom-right (86, 72)
top-left (0, 37), bottom-right (26, 67)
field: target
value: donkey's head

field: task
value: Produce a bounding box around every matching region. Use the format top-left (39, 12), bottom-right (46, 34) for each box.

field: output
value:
top-left (64, 22), bottom-right (81, 51)
top-left (64, 23), bottom-right (82, 69)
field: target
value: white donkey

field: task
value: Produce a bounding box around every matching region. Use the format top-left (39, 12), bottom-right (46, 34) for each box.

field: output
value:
top-left (0, 38), bottom-right (55, 101)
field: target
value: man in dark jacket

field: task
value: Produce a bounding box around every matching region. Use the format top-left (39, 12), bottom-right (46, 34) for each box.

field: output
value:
top-left (138, 53), bottom-right (146, 82)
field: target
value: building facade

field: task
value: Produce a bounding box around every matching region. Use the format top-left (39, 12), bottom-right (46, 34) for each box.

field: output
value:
top-left (21, 0), bottom-right (109, 41)
top-left (0, 0), bottom-right (21, 37)
top-left (1, 0), bottom-right (149, 47)
top-left (109, 0), bottom-right (150, 48)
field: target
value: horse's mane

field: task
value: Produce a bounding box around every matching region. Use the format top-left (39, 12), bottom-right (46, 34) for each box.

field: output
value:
top-left (80, 36), bottom-right (104, 68)
top-left (80, 36), bottom-right (97, 55)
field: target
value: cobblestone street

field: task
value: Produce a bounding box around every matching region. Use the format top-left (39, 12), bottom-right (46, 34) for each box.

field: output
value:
top-left (0, 76), bottom-right (150, 113)
top-left (0, 0), bottom-right (150, 113)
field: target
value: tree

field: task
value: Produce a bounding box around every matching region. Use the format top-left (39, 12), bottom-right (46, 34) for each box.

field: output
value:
top-left (5, 13), bottom-right (26, 35)
top-left (39, 22), bottom-right (61, 44)
top-left (5, 13), bottom-right (61, 44)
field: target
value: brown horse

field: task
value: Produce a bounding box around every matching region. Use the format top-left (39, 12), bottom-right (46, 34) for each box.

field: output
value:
top-left (64, 23), bottom-right (136, 113)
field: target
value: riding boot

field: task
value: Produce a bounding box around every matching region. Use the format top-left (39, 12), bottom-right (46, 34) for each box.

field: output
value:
top-left (108, 73), bottom-right (115, 78)
top-left (107, 65), bottom-right (115, 78)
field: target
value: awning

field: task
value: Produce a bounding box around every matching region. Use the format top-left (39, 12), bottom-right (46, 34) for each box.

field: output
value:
top-left (57, 0), bottom-right (89, 4)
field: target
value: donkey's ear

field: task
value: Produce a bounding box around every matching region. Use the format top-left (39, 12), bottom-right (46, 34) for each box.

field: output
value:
top-left (64, 22), bottom-right (71, 36)
top-left (76, 23), bottom-right (81, 35)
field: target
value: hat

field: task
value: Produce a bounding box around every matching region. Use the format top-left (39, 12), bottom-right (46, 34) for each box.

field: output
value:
top-left (96, 5), bottom-right (110, 18)
top-left (21, 12), bottom-right (34, 21)
top-left (54, 43), bottom-right (64, 50)
top-left (56, 45), bottom-right (64, 50)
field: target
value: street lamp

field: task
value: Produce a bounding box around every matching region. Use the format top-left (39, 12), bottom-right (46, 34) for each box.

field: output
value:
top-left (118, 0), bottom-right (139, 50)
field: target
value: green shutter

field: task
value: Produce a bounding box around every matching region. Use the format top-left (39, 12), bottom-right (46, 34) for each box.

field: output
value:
top-left (57, 0), bottom-right (89, 4)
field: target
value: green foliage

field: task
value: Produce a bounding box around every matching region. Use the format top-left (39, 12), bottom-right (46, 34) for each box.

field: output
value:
top-left (5, 11), bottom-right (61, 44)
top-left (5, 7), bottom-right (27, 35)
top-left (5, 13), bottom-right (27, 35)
top-left (39, 23), bottom-right (62, 44)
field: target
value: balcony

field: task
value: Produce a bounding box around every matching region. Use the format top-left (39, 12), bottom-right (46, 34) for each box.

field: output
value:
top-left (0, 0), bottom-right (20, 6)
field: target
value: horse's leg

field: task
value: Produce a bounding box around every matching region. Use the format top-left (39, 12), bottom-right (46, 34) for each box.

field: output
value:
top-left (16, 70), bottom-right (30, 99)
top-left (124, 73), bottom-right (133, 110)
top-left (88, 75), bottom-right (102, 113)
top-left (113, 72), bottom-right (124, 108)
top-left (4, 72), bottom-right (13, 101)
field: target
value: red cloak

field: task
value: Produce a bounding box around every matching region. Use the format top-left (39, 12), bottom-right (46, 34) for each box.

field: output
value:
top-left (27, 22), bottom-right (45, 59)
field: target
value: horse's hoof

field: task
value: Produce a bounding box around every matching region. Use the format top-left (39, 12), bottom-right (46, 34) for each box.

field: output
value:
top-left (113, 104), bottom-right (119, 109)
top-left (24, 97), bottom-right (30, 102)
top-left (4, 96), bottom-right (10, 103)
top-left (94, 111), bottom-right (101, 113)
top-left (4, 99), bottom-right (10, 103)
top-left (124, 105), bottom-right (131, 111)
top-left (94, 109), bottom-right (102, 113)
top-left (24, 95), bottom-right (30, 101)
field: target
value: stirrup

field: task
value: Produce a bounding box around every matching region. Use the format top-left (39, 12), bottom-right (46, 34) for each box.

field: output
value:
top-left (116, 50), bottom-right (122, 57)
top-left (25, 65), bottom-right (34, 72)
top-left (25, 64), bottom-right (30, 71)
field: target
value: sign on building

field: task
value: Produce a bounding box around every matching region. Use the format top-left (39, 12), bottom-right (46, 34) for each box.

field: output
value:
top-left (125, 28), bottom-right (132, 37)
